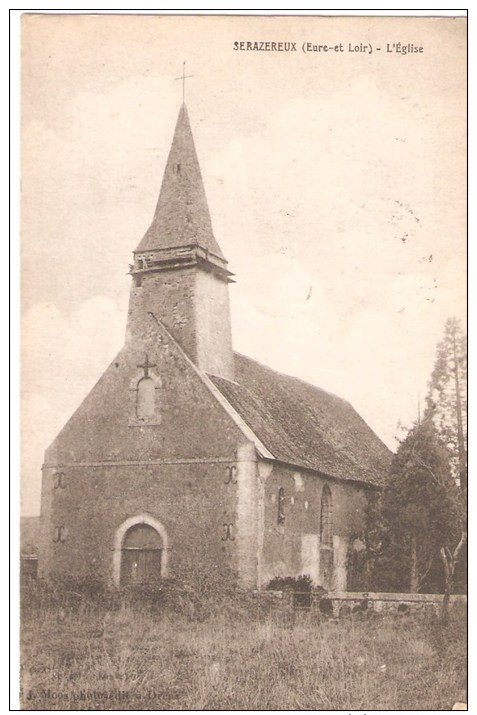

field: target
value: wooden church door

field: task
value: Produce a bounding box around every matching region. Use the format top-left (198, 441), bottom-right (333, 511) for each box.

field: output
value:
top-left (120, 523), bottom-right (163, 586)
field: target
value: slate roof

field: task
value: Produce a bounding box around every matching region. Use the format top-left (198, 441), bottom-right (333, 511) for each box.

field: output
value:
top-left (136, 104), bottom-right (225, 259)
top-left (210, 353), bottom-right (392, 487)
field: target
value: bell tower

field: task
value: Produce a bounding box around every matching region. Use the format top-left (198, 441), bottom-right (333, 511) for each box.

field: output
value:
top-left (126, 102), bottom-right (235, 381)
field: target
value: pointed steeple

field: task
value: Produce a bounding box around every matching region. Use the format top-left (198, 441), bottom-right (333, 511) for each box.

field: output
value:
top-left (127, 101), bottom-right (235, 381)
top-left (136, 104), bottom-right (225, 260)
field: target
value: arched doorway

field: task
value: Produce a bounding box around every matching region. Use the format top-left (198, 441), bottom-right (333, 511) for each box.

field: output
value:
top-left (120, 523), bottom-right (163, 586)
top-left (113, 515), bottom-right (168, 586)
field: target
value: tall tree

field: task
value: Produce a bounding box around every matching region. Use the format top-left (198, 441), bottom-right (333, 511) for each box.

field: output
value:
top-left (426, 317), bottom-right (467, 617)
top-left (426, 317), bottom-right (467, 490)
top-left (367, 319), bottom-right (467, 612)
top-left (369, 417), bottom-right (460, 594)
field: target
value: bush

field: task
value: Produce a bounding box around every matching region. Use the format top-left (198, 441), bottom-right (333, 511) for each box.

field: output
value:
top-left (20, 572), bottom-right (259, 623)
top-left (266, 574), bottom-right (314, 592)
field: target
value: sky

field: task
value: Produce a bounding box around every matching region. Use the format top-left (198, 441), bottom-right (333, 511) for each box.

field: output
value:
top-left (20, 14), bottom-right (467, 516)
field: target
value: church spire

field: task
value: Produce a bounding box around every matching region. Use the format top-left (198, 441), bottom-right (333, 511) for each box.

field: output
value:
top-left (127, 100), bottom-right (235, 381)
top-left (135, 103), bottom-right (225, 261)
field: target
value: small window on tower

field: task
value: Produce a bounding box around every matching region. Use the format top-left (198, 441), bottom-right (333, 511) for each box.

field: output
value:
top-left (173, 163), bottom-right (181, 174)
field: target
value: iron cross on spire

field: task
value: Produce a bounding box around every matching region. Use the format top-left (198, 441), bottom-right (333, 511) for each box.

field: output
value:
top-left (137, 354), bottom-right (156, 378)
top-left (175, 61), bottom-right (194, 103)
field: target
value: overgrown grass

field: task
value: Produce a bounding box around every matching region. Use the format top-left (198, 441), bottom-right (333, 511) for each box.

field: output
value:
top-left (20, 583), bottom-right (467, 710)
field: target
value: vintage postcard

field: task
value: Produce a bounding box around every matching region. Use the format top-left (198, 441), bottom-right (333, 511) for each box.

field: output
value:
top-left (18, 13), bottom-right (467, 711)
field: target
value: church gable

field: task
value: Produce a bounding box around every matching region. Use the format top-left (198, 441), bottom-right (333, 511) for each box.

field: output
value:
top-left (45, 315), bottom-right (248, 467)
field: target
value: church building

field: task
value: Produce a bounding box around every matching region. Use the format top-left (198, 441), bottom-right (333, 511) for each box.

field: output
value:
top-left (39, 102), bottom-right (391, 591)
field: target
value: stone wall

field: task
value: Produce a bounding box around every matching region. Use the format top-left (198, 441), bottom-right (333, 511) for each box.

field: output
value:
top-left (256, 589), bottom-right (466, 618)
top-left (328, 591), bottom-right (467, 617)
top-left (39, 315), bottom-right (253, 587)
top-left (44, 315), bottom-right (243, 467)
top-left (126, 267), bottom-right (197, 360)
top-left (126, 265), bottom-right (234, 380)
top-left (259, 463), bottom-right (369, 590)
top-left (39, 459), bottom-right (242, 587)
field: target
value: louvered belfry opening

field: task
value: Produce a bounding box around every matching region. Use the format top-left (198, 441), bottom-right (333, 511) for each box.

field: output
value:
top-left (120, 523), bottom-right (163, 586)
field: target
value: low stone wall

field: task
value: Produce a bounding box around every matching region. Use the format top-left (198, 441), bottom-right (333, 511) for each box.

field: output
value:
top-left (328, 591), bottom-right (466, 617)
top-left (256, 589), bottom-right (466, 618)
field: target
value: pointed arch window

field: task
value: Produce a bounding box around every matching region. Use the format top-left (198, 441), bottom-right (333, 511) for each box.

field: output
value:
top-left (319, 484), bottom-right (334, 588)
top-left (320, 484), bottom-right (333, 548)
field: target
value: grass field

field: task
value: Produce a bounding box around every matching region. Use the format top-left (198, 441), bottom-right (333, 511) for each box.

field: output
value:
top-left (20, 585), bottom-right (467, 710)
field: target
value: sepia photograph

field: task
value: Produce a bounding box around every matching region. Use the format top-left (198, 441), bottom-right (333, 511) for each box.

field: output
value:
top-left (18, 12), bottom-right (467, 710)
